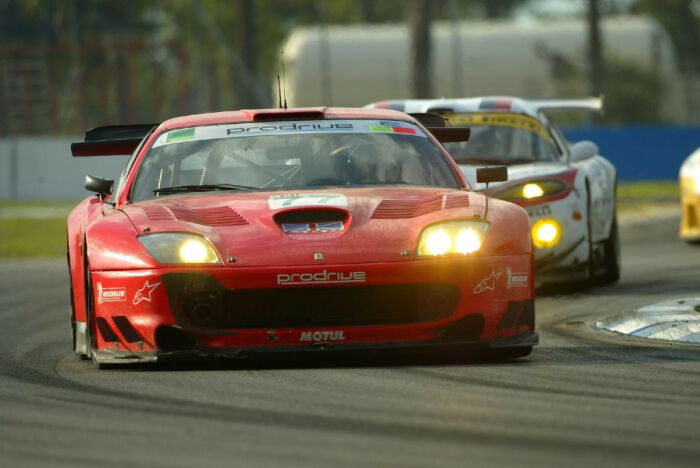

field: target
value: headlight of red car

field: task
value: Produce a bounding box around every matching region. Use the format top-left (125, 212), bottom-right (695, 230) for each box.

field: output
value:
top-left (138, 233), bottom-right (221, 264)
top-left (416, 220), bottom-right (490, 257)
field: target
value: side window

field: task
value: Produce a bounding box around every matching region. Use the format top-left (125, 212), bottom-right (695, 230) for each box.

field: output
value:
top-left (540, 113), bottom-right (569, 159)
top-left (114, 128), bottom-right (155, 201)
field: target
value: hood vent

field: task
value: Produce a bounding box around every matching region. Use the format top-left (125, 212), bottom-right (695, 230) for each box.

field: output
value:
top-left (444, 192), bottom-right (471, 209)
top-left (143, 205), bottom-right (175, 221)
top-left (143, 205), bottom-right (248, 226)
top-left (372, 195), bottom-right (443, 219)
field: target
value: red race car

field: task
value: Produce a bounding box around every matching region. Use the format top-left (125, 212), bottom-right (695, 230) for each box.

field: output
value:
top-left (67, 107), bottom-right (537, 366)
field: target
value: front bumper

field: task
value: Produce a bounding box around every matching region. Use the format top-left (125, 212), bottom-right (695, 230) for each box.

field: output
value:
top-left (87, 254), bottom-right (535, 362)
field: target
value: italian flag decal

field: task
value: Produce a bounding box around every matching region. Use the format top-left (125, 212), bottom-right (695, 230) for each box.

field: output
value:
top-left (369, 124), bottom-right (417, 135)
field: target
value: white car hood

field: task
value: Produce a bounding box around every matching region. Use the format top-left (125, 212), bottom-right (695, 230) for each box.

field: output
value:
top-left (459, 161), bottom-right (571, 190)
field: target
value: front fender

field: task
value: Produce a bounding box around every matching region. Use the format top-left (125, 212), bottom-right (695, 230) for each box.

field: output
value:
top-left (86, 210), bottom-right (159, 271)
top-left (67, 196), bottom-right (104, 323)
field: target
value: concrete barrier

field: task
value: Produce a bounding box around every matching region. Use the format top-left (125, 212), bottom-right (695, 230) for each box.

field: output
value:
top-left (0, 137), bottom-right (128, 200)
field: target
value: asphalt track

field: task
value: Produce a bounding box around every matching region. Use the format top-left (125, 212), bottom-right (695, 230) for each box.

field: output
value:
top-left (1, 214), bottom-right (699, 468)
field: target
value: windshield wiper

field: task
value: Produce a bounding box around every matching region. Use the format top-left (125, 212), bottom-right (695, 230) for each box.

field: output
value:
top-left (455, 158), bottom-right (503, 165)
top-left (153, 183), bottom-right (257, 195)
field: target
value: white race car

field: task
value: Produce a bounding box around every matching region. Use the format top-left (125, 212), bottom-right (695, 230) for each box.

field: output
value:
top-left (367, 96), bottom-right (619, 287)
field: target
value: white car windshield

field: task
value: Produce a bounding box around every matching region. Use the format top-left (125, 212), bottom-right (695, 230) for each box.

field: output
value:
top-left (442, 112), bottom-right (560, 165)
top-left (130, 119), bottom-right (460, 201)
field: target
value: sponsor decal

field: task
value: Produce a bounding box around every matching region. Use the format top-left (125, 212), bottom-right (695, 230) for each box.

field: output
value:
top-left (443, 112), bottom-right (551, 140)
top-left (527, 204), bottom-right (552, 218)
top-left (506, 267), bottom-right (529, 288)
top-left (97, 282), bottom-right (126, 304)
top-left (277, 270), bottom-right (366, 286)
top-left (473, 270), bottom-right (502, 294)
top-left (226, 122), bottom-right (354, 134)
top-left (133, 280), bottom-right (161, 305)
top-left (282, 221), bottom-right (344, 234)
top-left (300, 330), bottom-right (345, 342)
top-left (268, 193), bottom-right (347, 209)
top-left (152, 119), bottom-right (426, 148)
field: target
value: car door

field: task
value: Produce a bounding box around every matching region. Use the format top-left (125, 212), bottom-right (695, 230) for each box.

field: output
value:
top-left (545, 114), bottom-right (614, 243)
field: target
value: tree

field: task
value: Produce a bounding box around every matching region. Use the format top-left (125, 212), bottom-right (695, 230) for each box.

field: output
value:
top-left (631, 0), bottom-right (700, 120)
top-left (408, 0), bottom-right (432, 98)
top-left (588, 0), bottom-right (604, 123)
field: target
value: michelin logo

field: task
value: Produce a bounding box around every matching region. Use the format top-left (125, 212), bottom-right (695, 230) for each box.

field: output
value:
top-left (97, 282), bottom-right (126, 304)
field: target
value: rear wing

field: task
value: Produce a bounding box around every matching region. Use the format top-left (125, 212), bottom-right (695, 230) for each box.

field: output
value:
top-left (71, 123), bottom-right (158, 157)
top-left (528, 96), bottom-right (604, 115)
top-left (409, 112), bottom-right (470, 144)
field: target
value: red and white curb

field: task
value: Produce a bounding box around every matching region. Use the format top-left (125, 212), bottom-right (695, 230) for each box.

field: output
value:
top-left (597, 298), bottom-right (700, 344)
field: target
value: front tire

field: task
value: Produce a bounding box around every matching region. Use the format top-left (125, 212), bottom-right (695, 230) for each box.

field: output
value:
top-left (84, 261), bottom-right (96, 363)
top-left (598, 214), bottom-right (621, 285)
top-left (584, 187), bottom-right (596, 285)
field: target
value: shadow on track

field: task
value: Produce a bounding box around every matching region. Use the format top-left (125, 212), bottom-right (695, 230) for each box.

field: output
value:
top-left (87, 340), bottom-right (700, 373)
top-left (93, 347), bottom-right (535, 373)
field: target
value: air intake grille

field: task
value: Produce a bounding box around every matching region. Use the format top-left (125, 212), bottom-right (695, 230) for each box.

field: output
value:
top-left (143, 205), bottom-right (174, 221)
top-left (178, 283), bottom-right (460, 329)
top-left (143, 205), bottom-right (248, 226)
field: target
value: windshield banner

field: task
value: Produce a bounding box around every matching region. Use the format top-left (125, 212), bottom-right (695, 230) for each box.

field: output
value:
top-left (444, 113), bottom-right (551, 140)
top-left (152, 120), bottom-right (426, 148)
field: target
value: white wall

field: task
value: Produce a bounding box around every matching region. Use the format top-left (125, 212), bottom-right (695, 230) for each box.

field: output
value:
top-left (282, 16), bottom-right (682, 121)
top-left (0, 137), bottom-right (129, 200)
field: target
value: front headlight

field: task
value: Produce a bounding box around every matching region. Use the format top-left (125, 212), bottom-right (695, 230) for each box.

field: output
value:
top-left (496, 180), bottom-right (566, 201)
top-left (138, 233), bottom-right (220, 264)
top-left (417, 220), bottom-right (489, 257)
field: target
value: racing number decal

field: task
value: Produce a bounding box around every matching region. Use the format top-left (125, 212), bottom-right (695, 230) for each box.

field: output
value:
top-left (268, 194), bottom-right (348, 209)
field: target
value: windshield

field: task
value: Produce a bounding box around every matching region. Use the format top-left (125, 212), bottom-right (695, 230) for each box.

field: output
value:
top-left (442, 112), bottom-right (560, 165)
top-left (130, 119), bottom-right (460, 201)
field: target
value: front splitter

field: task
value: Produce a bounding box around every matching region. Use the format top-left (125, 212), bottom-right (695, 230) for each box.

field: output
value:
top-left (90, 332), bottom-right (539, 366)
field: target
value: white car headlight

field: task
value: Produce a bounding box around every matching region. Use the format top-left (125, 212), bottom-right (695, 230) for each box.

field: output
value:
top-left (417, 220), bottom-right (489, 257)
top-left (495, 180), bottom-right (567, 201)
top-left (532, 218), bottom-right (562, 249)
top-left (138, 233), bottom-right (220, 264)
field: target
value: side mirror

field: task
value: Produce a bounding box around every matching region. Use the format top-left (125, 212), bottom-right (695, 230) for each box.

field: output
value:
top-left (570, 141), bottom-right (598, 162)
top-left (476, 166), bottom-right (508, 184)
top-left (85, 175), bottom-right (113, 201)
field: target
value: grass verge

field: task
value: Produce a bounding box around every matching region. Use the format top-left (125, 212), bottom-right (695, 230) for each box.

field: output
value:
top-left (0, 218), bottom-right (66, 259)
top-left (0, 200), bottom-right (78, 209)
top-left (617, 181), bottom-right (679, 214)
